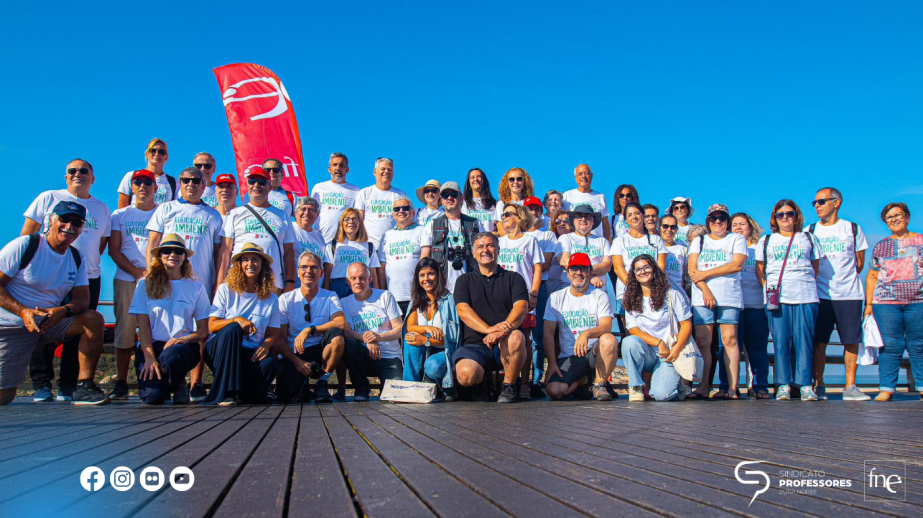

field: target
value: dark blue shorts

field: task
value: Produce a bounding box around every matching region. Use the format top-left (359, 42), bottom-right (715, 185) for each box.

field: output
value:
top-left (452, 343), bottom-right (502, 372)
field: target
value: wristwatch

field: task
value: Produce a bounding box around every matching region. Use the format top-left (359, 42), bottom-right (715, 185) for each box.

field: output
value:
top-left (285, 279), bottom-right (295, 285)
top-left (309, 325), bottom-right (317, 336)
top-left (424, 337), bottom-right (431, 347)
top-left (64, 305), bottom-right (73, 318)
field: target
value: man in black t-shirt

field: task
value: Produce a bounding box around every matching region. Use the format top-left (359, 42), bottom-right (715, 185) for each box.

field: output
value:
top-left (452, 232), bottom-right (529, 403)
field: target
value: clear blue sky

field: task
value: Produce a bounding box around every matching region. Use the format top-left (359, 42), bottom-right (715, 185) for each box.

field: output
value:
top-left (1, 1), bottom-right (921, 304)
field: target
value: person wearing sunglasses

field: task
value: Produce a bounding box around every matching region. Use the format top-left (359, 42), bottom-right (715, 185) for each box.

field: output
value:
top-left (311, 152), bottom-right (360, 243)
top-left (292, 197), bottom-right (327, 273)
top-left (659, 214), bottom-right (687, 295)
top-left (461, 168), bottom-right (499, 233)
top-left (414, 179), bottom-right (445, 227)
top-left (323, 208), bottom-right (382, 298)
top-left (808, 187), bottom-right (870, 401)
top-left (610, 184), bottom-right (640, 238)
top-left (220, 168), bottom-right (296, 295)
top-left (755, 199), bottom-right (822, 401)
top-left (257, 158), bottom-right (294, 218)
top-left (687, 204), bottom-right (748, 400)
top-left (665, 197), bottom-right (695, 245)
top-left (354, 158), bottom-right (409, 248)
top-left (562, 164), bottom-right (612, 241)
top-left (558, 206), bottom-right (611, 291)
top-left (129, 234), bottom-right (211, 405)
top-left (214, 173), bottom-right (238, 221)
top-left (192, 153), bottom-right (219, 208)
top-left (865, 203), bottom-right (923, 402)
top-left (275, 252), bottom-right (349, 404)
top-left (205, 243), bottom-right (280, 406)
top-left (0, 201), bottom-right (109, 406)
top-left (424, 181), bottom-right (480, 293)
top-left (496, 167), bottom-right (534, 236)
top-left (380, 196), bottom-right (430, 316)
top-left (546, 209), bottom-right (574, 295)
top-left (22, 159), bottom-right (111, 402)
top-left (117, 138), bottom-right (176, 208)
top-left (611, 202), bottom-right (668, 337)
top-left (525, 197), bottom-right (558, 396)
top-left (106, 170), bottom-right (158, 400)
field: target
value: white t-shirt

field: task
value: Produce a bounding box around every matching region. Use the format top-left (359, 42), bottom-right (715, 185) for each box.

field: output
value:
top-left (0, 235), bottom-right (88, 326)
top-left (293, 225), bottom-right (326, 261)
top-left (110, 205), bottom-right (155, 282)
top-left (810, 220), bottom-right (868, 300)
top-left (625, 288), bottom-right (692, 343)
top-left (118, 171), bottom-right (175, 206)
top-left (310, 181), bottom-right (360, 243)
top-left (461, 198), bottom-right (497, 233)
top-left (223, 204), bottom-right (296, 290)
top-left (610, 233), bottom-right (668, 301)
top-left (498, 234), bottom-right (544, 290)
top-left (740, 243), bottom-right (763, 309)
top-left (422, 218), bottom-right (466, 292)
top-left (544, 286), bottom-right (612, 358)
top-left (24, 189), bottom-right (111, 279)
top-left (664, 243), bottom-right (687, 294)
top-left (611, 214), bottom-right (629, 237)
top-left (201, 185), bottom-right (218, 208)
top-left (562, 189), bottom-right (609, 238)
top-left (688, 233), bottom-right (748, 308)
top-left (556, 233), bottom-right (610, 287)
top-left (278, 288), bottom-right (344, 349)
top-left (129, 278), bottom-right (211, 342)
top-left (526, 229), bottom-right (557, 282)
top-left (341, 289), bottom-right (403, 359)
top-left (755, 233), bottom-right (823, 304)
top-left (416, 207), bottom-right (444, 227)
top-left (148, 200), bottom-right (224, 290)
top-left (209, 284), bottom-right (280, 349)
top-left (380, 225), bottom-right (428, 301)
top-left (415, 306), bottom-right (444, 346)
top-left (323, 240), bottom-right (381, 280)
top-left (675, 224), bottom-right (690, 246)
top-left (269, 188), bottom-right (293, 218)
top-left (353, 185), bottom-right (409, 246)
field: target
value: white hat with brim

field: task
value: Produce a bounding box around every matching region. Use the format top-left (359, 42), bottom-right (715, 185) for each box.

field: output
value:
top-left (150, 233), bottom-right (195, 258)
top-left (230, 242), bottom-right (273, 265)
top-left (416, 179), bottom-right (442, 204)
top-left (667, 197), bottom-right (694, 217)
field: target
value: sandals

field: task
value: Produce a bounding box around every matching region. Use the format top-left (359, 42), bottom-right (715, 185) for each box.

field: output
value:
top-left (755, 391), bottom-right (771, 399)
top-left (684, 392), bottom-right (706, 400)
top-left (728, 389), bottom-right (741, 400)
top-left (711, 391), bottom-right (730, 400)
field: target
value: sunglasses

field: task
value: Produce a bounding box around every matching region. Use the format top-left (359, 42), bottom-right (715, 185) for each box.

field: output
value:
top-left (66, 167), bottom-right (90, 176)
top-left (508, 177), bottom-right (524, 183)
top-left (707, 215), bottom-right (728, 223)
top-left (393, 206), bottom-right (412, 213)
top-left (263, 167), bottom-right (282, 173)
top-left (633, 265), bottom-right (653, 274)
top-left (303, 303), bottom-right (312, 322)
top-left (440, 191), bottom-right (459, 200)
top-left (618, 193), bottom-right (633, 199)
top-left (661, 224), bottom-right (678, 230)
top-left (148, 148), bottom-right (167, 156)
top-left (672, 204), bottom-right (689, 211)
top-left (423, 188), bottom-right (439, 195)
top-left (58, 215), bottom-right (85, 227)
top-left (555, 219), bottom-right (570, 225)
top-left (811, 198), bottom-right (837, 207)
top-left (132, 179), bottom-right (154, 187)
top-left (193, 163), bottom-right (213, 170)
top-left (180, 177), bottom-right (202, 185)
top-left (775, 211), bottom-right (796, 219)
top-left (501, 211), bottom-right (518, 219)
top-left (568, 265), bottom-right (591, 272)
top-left (160, 247), bottom-right (186, 256)
top-left (247, 178), bottom-right (269, 186)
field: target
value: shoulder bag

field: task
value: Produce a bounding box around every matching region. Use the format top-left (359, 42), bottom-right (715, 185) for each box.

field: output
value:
top-left (666, 290), bottom-right (703, 382)
top-left (244, 205), bottom-right (286, 279)
top-left (764, 233), bottom-right (796, 311)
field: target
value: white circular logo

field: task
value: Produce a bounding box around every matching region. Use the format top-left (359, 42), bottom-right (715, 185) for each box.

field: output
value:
top-left (110, 466), bottom-right (135, 491)
top-left (170, 467), bottom-right (195, 491)
top-left (139, 466), bottom-right (165, 491)
top-left (80, 466), bottom-right (105, 491)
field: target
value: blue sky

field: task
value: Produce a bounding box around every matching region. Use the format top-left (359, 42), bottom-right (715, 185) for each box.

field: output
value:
top-left (1, 1), bottom-right (921, 304)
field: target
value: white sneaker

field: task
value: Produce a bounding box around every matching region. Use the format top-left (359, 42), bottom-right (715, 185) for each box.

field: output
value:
top-left (800, 386), bottom-right (818, 401)
top-left (629, 386), bottom-right (645, 402)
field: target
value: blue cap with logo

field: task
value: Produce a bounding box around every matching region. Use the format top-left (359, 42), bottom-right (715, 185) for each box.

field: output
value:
top-left (51, 200), bottom-right (87, 220)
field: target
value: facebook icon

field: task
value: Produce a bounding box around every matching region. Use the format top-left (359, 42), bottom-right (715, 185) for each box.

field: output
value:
top-left (80, 466), bottom-right (105, 491)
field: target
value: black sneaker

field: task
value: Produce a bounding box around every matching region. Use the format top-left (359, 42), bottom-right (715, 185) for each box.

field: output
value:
top-left (190, 384), bottom-right (207, 403)
top-left (315, 380), bottom-right (333, 403)
top-left (354, 385), bottom-right (371, 402)
top-left (266, 391), bottom-right (279, 404)
top-left (529, 382), bottom-right (546, 399)
top-left (573, 383), bottom-right (594, 400)
top-left (107, 380), bottom-right (130, 401)
top-left (173, 383), bottom-right (191, 405)
top-left (298, 383), bottom-right (316, 402)
top-left (73, 381), bottom-right (111, 406)
top-left (497, 383), bottom-right (517, 403)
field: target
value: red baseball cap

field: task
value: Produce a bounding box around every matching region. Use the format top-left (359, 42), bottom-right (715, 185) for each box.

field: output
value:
top-left (131, 170), bottom-right (155, 182)
top-left (215, 173), bottom-right (237, 185)
top-left (568, 253), bottom-right (592, 268)
top-left (523, 196), bottom-right (543, 209)
top-left (246, 168), bottom-right (270, 181)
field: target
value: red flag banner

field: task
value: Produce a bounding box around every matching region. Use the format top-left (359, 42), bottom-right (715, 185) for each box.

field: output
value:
top-left (214, 63), bottom-right (308, 199)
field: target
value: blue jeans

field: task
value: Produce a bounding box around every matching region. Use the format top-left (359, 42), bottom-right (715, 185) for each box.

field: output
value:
top-left (872, 303), bottom-right (923, 393)
top-left (766, 303), bottom-right (818, 387)
top-left (718, 308), bottom-right (770, 394)
top-left (532, 281), bottom-right (548, 382)
top-left (404, 345), bottom-right (452, 392)
top-left (620, 335), bottom-right (683, 401)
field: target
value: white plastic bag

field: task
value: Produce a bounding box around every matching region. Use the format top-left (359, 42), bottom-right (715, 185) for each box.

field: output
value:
top-left (862, 315), bottom-right (884, 348)
top-left (379, 379), bottom-right (436, 403)
top-left (857, 344), bottom-right (878, 366)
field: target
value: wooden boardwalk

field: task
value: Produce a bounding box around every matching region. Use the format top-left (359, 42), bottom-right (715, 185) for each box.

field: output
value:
top-left (1, 394), bottom-right (922, 518)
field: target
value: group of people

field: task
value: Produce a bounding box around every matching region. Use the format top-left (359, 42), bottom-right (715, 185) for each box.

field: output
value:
top-left (0, 138), bottom-right (920, 406)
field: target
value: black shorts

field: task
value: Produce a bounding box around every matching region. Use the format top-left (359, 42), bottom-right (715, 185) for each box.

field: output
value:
top-left (815, 299), bottom-right (863, 345)
top-left (452, 343), bottom-right (503, 372)
top-left (548, 355), bottom-right (592, 385)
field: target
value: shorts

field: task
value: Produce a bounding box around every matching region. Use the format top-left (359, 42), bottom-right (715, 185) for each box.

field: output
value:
top-left (0, 316), bottom-right (76, 389)
top-left (113, 278), bottom-right (139, 349)
top-left (693, 305), bottom-right (740, 325)
top-left (548, 355), bottom-right (593, 385)
top-left (815, 299), bottom-right (863, 344)
top-left (452, 343), bottom-right (503, 372)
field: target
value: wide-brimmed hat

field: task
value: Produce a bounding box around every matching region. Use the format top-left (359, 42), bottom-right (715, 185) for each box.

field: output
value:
top-left (666, 197), bottom-right (694, 217)
top-left (231, 242), bottom-right (273, 265)
top-left (566, 205), bottom-right (602, 230)
top-left (151, 233), bottom-right (195, 258)
top-left (415, 179), bottom-right (442, 204)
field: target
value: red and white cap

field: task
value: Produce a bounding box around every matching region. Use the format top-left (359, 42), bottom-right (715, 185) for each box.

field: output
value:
top-left (567, 253), bottom-right (592, 268)
top-left (215, 174), bottom-right (237, 185)
top-left (245, 168), bottom-right (270, 181)
top-left (131, 170), bottom-right (155, 182)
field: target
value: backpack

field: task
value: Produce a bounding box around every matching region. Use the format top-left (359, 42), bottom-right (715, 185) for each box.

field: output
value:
top-left (807, 222), bottom-right (860, 273)
top-left (20, 233), bottom-right (82, 272)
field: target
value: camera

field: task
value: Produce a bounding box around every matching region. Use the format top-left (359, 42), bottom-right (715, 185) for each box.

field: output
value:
top-left (446, 246), bottom-right (466, 271)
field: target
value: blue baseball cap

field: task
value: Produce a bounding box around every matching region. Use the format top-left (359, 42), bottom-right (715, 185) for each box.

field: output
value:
top-left (51, 200), bottom-right (87, 220)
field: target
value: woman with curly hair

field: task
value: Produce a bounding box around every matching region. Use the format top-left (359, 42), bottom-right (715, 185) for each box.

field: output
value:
top-left (204, 243), bottom-right (280, 406)
top-left (496, 167), bottom-right (534, 236)
top-left (129, 234), bottom-right (210, 405)
top-left (621, 254), bottom-right (693, 402)
top-left (461, 167), bottom-right (499, 233)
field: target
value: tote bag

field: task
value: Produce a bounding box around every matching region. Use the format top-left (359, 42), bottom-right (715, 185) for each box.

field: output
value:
top-left (666, 291), bottom-right (704, 382)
